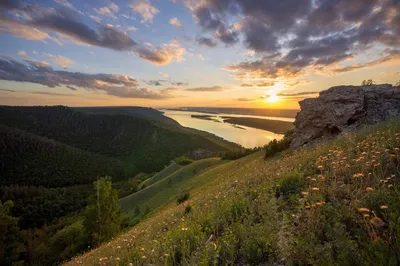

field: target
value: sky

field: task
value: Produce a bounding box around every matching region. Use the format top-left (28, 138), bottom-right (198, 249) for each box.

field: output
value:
top-left (0, 0), bottom-right (399, 109)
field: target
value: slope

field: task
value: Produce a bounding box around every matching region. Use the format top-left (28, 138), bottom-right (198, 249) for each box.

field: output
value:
top-left (120, 158), bottom-right (227, 219)
top-left (66, 118), bottom-right (400, 266)
top-left (0, 124), bottom-right (132, 187)
top-left (0, 106), bottom-right (235, 173)
top-left (138, 162), bottom-right (182, 190)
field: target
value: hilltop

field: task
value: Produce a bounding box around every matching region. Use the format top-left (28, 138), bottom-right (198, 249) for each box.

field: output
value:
top-left (66, 117), bottom-right (400, 265)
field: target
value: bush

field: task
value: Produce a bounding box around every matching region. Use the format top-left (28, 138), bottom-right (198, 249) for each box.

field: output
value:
top-left (177, 192), bottom-right (190, 204)
top-left (264, 129), bottom-right (294, 159)
top-left (184, 205), bottom-right (192, 214)
top-left (174, 156), bottom-right (194, 166)
top-left (221, 147), bottom-right (262, 160)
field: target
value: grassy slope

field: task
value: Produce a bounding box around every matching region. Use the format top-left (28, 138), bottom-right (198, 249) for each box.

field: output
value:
top-left (120, 158), bottom-right (227, 218)
top-left (67, 119), bottom-right (400, 266)
top-left (138, 163), bottom-right (182, 190)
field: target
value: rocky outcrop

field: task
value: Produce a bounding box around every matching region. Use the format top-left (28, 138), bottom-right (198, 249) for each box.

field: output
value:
top-left (291, 84), bottom-right (400, 148)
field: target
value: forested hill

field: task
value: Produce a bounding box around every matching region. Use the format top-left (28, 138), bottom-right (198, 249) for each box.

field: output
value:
top-left (0, 106), bottom-right (236, 173)
top-left (74, 106), bottom-right (179, 125)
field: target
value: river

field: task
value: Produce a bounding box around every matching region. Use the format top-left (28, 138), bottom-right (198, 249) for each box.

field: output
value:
top-left (161, 109), bottom-right (295, 148)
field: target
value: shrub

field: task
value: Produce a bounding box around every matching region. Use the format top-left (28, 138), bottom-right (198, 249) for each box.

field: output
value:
top-left (264, 129), bottom-right (294, 159)
top-left (184, 205), bottom-right (192, 214)
top-left (177, 192), bottom-right (190, 204)
top-left (174, 156), bottom-right (194, 166)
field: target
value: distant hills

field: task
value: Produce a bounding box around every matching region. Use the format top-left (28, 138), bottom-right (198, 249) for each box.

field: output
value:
top-left (0, 106), bottom-right (239, 183)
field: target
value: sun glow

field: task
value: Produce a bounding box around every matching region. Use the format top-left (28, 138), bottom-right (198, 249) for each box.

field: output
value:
top-left (264, 93), bottom-right (280, 104)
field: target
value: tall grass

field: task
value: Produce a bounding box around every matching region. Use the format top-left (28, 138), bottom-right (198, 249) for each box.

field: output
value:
top-left (66, 119), bottom-right (400, 266)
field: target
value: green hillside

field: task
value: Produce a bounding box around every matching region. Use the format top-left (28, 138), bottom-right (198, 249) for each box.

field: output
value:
top-left (120, 158), bottom-right (227, 220)
top-left (0, 106), bottom-right (236, 173)
top-left (138, 162), bottom-right (182, 190)
top-left (0, 124), bottom-right (133, 187)
top-left (66, 118), bottom-right (400, 266)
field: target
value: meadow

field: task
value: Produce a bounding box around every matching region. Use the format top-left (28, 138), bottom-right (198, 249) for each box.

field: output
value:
top-left (66, 118), bottom-right (400, 265)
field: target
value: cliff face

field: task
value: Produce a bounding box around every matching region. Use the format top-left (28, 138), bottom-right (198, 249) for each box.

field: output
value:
top-left (291, 84), bottom-right (400, 148)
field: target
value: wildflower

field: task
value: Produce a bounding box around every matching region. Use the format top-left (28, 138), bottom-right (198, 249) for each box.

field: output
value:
top-left (140, 247), bottom-right (145, 252)
top-left (386, 177), bottom-right (392, 181)
top-left (312, 204), bottom-right (316, 208)
top-left (142, 255), bottom-right (147, 259)
top-left (315, 201), bottom-right (325, 206)
top-left (311, 178), bottom-right (317, 181)
top-left (353, 173), bottom-right (364, 178)
top-left (117, 245), bottom-right (121, 249)
top-left (116, 257), bottom-right (120, 262)
top-left (312, 187), bottom-right (320, 191)
top-left (366, 187), bottom-right (374, 192)
top-left (318, 165), bottom-right (324, 169)
top-left (370, 217), bottom-right (385, 227)
top-left (388, 184), bottom-right (393, 188)
top-left (306, 176), bottom-right (312, 180)
top-left (380, 205), bottom-right (388, 209)
top-left (129, 263), bottom-right (133, 266)
top-left (363, 214), bottom-right (370, 218)
top-left (301, 191), bottom-right (309, 196)
top-left (361, 152), bottom-right (367, 155)
top-left (213, 243), bottom-right (217, 250)
top-left (305, 205), bottom-right (311, 209)
top-left (358, 208), bottom-right (370, 213)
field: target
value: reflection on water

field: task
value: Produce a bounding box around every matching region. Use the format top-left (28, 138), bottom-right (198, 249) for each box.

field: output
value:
top-left (161, 110), bottom-right (295, 148)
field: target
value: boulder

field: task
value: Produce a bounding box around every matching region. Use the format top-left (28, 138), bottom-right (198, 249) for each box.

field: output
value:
top-left (291, 84), bottom-right (400, 148)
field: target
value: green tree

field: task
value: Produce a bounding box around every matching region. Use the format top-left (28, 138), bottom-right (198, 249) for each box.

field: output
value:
top-left (83, 177), bottom-right (122, 246)
top-left (0, 200), bottom-right (25, 265)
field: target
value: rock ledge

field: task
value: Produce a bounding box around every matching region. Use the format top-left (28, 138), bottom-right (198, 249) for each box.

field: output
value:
top-left (291, 84), bottom-right (400, 148)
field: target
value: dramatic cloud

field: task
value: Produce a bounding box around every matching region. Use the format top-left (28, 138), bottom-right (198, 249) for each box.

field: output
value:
top-left (196, 37), bottom-right (217, 47)
top-left (94, 2), bottom-right (119, 19)
top-left (186, 0), bottom-right (400, 80)
top-left (136, 39), bottom-right (186, 65)
top-left (169, 17), bottom-right (182, 28)
top-left (185, 86), bottom-right (227, 92)
top-left (130, 0), bottom-right (159, 23)
top-left (0, 57), bottom-right (172, 99)
top-left (1, 3), bottom-right (137, 51)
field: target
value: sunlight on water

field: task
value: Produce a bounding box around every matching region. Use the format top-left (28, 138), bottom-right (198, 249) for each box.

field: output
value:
top-left (161, 110), bottom-right (295, 148)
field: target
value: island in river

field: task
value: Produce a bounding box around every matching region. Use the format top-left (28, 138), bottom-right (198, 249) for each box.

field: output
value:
top-left (191, 115), bottom-right (221, 122)
top-left (222, 117), bottom-right (294, 134)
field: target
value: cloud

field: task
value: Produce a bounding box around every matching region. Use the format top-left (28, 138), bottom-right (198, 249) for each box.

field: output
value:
top-left (240, 81), bottom-right (275, 87)
top-left (127, 26), bottom-right (138, 32)
top-left (94, 3), bottom-right (119, 19)
top-left (54, 0), bottom-right (83, 15)
top-left (31, 91), bottom-right (72, 96)
top-left (0, 57), bottom-right (172, 99)
top-left (277, 91), bottom-right (319, 97)
top-left (237, 97), bottom-right (255, 102)
top-left (130, 0), bottom-right (159, 23)
top-left (186, 0), bottom-right (400, 80)
top-left (89, 15), bottom-right (101, 23)
top-left (0, 88), bottom-right (15, 92)
top-left (333, 50), bottom-right (400, 73)
top-left (144, 80), bottom-right (188, 86)
top-left (1, 3), bottom-right (137, 51)
top-left (42, 53), bottom-right (75, 68)
top-left (136, 39), bottom-right (186, 65)
top-left (169, 17), bottom-right (182, 28)
top-left (18, 50), bottom-right (27, 57)
top-left (196, 37), bottom-right (217, 47)
top-left (185, 86), bottom-right (227, 92)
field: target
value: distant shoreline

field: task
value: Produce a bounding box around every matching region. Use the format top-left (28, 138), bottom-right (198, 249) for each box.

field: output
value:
top-left (165, 107), bottom-right (298, 118)
top-left (222, 117), bottom-right (294, 134)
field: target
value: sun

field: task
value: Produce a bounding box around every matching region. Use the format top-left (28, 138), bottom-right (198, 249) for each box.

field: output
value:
top-left (264, 93), bottom-right (280, 104)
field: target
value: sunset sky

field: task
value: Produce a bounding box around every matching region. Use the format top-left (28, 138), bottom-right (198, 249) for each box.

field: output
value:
top-left (1, 0), bottom-right (399, 109)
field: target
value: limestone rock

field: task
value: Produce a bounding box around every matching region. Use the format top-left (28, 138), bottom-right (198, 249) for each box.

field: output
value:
top-left (291, 84), bottom-right (400, 148)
